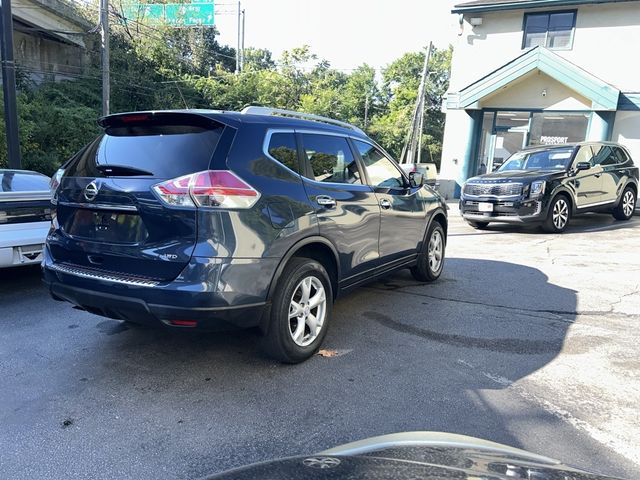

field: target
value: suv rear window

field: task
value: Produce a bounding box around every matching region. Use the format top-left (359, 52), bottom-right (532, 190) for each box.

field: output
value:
top-left (65, 116), bottom-right (224, 179)
top-left (0, 171), bottom-right (50, 192)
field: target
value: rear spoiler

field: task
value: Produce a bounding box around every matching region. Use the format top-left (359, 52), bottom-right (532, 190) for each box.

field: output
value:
top-left (98, 111), bottom-right (224, 130)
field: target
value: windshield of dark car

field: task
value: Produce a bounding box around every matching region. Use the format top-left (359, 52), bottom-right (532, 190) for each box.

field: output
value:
top-left (498, 147), bottom-right (574, 172)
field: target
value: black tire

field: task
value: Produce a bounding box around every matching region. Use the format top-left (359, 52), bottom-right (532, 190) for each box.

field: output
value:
top-left (612, 186), bottom-right (636, 221)
top-left (542, 195), bottom-right (571, 233)
top-left (466, 220), bottom-right (489, 229)
top-left (261, 257), bottom-right (333, 363)
top-left (411, 221), bottom-right (446, 282)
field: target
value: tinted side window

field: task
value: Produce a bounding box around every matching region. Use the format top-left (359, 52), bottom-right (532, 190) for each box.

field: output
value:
top-left (614, 147), bottom-right (631, 165)
top-left (591, 145), bottom-right (618, 166)
top-left (354, 141), bottom-right (404, 188)
top-left (301, 134), bottom-right (361, 184)
top-left (267, 133), bottom-right (300, 173)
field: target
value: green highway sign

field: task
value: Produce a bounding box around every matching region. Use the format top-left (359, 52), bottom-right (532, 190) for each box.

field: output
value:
top-left (124, 2), bottom-right (215, 27)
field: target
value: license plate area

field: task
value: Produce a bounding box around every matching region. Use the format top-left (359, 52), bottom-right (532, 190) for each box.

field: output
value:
top-left (63, 210), bottom-right (148, 243)
top-left (478, 202), bottom-right (494, 213)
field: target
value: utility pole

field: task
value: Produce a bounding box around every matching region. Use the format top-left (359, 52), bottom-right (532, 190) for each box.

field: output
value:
top-left (235, 1), bottom-right (240, 74)
top-left (241, 8), bottom-right (245, 71)
top-left (364, 94), bottom-right (369, 129)
top-left (400, 41), bottom-right (432, 165)
top-left (100, 0), bottom-right (110, 115)
top-left (0, 0), bottom-right (22, 169)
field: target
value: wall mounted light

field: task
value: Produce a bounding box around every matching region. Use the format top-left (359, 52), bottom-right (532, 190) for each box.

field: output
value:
top-left (470, 17), bottom-right (483, 26)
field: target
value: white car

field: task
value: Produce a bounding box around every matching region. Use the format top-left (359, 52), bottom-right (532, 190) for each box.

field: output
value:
top-left (0, 169), bottom-right (52, 268)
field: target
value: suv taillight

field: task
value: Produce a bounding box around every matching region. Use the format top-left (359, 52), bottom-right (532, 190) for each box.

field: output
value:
top-left (152, 170), bottom-right (259, 209)
top-left (49, 168), bottom-right (65, 204)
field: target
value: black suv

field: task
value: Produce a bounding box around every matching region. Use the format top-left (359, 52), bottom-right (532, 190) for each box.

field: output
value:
top-left (460, 142), bottom-right (638, 233)
top-left (43, 107), bottom-right (448, 362)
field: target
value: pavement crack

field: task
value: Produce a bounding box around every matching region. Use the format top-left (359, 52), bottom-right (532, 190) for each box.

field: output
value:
top-left (367, 311), bottom-right (561, 354)
top-left (609, 286), bottom-right (640, 312)
top-left (365, 285), bottom-right (578, 321)
top-left (365, 285), bottom-right (640, 322)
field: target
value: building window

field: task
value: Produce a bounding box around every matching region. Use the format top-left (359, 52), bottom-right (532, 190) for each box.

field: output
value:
top-left (529, 112), bottom-right (589, 146)
top-left (522, 11), bottom-right (576, 50)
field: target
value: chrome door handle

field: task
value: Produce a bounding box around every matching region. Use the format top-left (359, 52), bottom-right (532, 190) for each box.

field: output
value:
top-left (316, 195), bottom-right (336, 208)
top-left (380, 198), bottom-right (391, 209)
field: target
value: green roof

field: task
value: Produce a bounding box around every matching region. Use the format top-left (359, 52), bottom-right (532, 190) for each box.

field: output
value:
top-left (446, 46), bottom-right (620, 110)
top-left (452, 0), bottom-right (639, 14)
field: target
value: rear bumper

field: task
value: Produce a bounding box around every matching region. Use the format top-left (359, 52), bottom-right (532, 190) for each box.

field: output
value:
top-left (42, 247), bottom-right (275, 330)
top-left (0, 221), bottom-right (49, 268)
top-left (46, 281), bottom-right (266, 330)
top-left (459, 197), bottom-right (546, 224)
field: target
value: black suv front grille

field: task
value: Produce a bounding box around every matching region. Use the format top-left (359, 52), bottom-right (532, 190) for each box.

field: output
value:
top-left (463, 183), bottom-right (522, 196)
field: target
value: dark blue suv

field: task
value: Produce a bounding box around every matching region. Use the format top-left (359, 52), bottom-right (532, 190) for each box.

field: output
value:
top-left (43, 107), bottom-right (448, 362)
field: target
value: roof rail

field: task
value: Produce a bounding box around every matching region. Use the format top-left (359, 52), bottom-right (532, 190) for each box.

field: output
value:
top-left (241, 106), bottom-right (366, 135)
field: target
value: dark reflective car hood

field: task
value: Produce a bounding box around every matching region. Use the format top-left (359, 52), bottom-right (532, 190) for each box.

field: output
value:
top-left (203, 432), bottom-right (621, 480)
top-left (468, 169), bottom-right (566, 183)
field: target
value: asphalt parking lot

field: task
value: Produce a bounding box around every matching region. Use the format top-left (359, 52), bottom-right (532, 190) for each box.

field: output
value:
top-left (1, 207), bottom-right (639, 479)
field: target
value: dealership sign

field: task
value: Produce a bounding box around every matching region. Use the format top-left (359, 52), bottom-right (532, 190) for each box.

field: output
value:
top-left (124, 1), bottom-right (215, 26)
top-left (540, 136), bottom-right (569, 145)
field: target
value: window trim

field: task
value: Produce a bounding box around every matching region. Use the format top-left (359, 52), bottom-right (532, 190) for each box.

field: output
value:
top-left (262, 128), bottom-right (304, 177)
top-left (521, 9), bottom-right (577, 51)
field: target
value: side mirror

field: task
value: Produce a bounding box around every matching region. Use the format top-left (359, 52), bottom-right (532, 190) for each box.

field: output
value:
top-left (409, 171), bottom-right (425, 187)
top-left (575, 162), bottom-right (591, 171)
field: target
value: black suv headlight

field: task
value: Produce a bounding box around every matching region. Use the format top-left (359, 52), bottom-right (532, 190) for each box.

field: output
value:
top-left (529, 180), bottom-right (546, 199)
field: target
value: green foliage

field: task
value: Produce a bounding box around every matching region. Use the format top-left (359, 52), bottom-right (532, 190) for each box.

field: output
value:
top-left (0, 87), bottom-right (100, 175)
top-left (369, 46), bottom-right (452, 165)
top-left (0, 2), bottom-right (452, 175)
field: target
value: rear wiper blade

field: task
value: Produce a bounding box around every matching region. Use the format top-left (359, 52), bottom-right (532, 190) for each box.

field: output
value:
top-left (96, 165), bottom-right (154, 176)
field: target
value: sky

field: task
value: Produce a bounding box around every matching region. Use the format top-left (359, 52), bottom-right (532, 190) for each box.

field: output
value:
top-left (214, 0), bottom-right (459, 72)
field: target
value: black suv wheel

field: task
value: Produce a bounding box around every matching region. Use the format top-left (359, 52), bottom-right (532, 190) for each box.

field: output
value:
top-left (261, 257), bottom-right (333, 363)
top-left (542, 195), bottom-right (571, 233)
top-left (612, 186), bottom-right (636, 221)
top-left (411, 221), bottom-right (445, 282)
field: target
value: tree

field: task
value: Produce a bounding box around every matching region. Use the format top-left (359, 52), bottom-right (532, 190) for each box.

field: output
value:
top-left (369, 46), bottom-right (452, 166)
top-left (1, 0), bottom-right (453, 177)
top-left (243, 48), bottom-right (276, 71)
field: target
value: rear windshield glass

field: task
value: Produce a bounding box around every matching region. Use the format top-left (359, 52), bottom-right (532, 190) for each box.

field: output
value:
top-left (0, 171), bottom-right (50, 192)
top-left (65, 119), bottom-right (224, 179)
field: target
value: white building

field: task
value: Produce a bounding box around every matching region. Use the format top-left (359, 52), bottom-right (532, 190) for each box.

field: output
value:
top-left (439, 0), bottom-right (640, 198)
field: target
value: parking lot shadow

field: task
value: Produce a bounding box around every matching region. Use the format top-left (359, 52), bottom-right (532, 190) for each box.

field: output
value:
top-left (2, 257), bottom-right (634, 479)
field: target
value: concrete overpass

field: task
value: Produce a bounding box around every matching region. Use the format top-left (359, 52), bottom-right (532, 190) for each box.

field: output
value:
top-left (7, 0), bottom-right (95, 82)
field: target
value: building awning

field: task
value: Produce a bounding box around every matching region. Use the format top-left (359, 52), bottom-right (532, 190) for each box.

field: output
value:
top-left (446, 46), bottom-right (620, 111)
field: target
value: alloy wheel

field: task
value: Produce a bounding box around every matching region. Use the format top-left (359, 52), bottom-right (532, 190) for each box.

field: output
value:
top-left (288, 276), bottom-right (327, 347)
top-left (428, 229), bottom-right (444, 273)
top-left (623, 190), bottom-right (635, 218)
top-left (552, 199), bottom-right (569, 230)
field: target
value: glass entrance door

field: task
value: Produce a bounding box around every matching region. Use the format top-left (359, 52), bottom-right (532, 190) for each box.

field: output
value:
top-left (491, 127), bottom-right (528, 171)
top-left (489, 111), bottom-right (530, 171)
